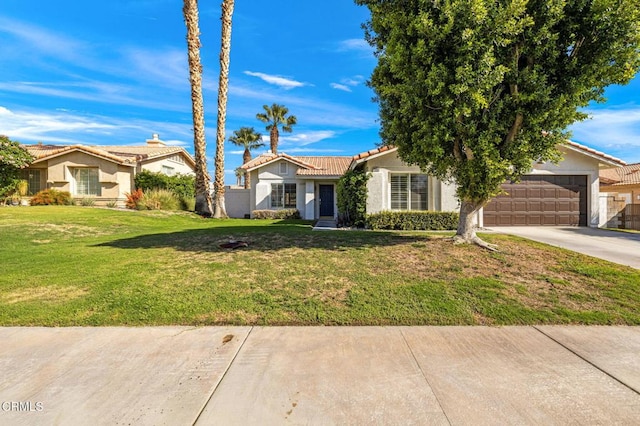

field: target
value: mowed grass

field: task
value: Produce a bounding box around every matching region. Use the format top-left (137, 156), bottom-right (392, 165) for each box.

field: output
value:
top-left (1, 206), bottom-right (639, 326)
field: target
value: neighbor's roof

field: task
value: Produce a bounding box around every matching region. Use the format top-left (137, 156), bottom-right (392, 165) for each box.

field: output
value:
top-left (242, 152), bottom-right (351, 177)
top-left (23, 144), bottom-right (195, 167)
top-left (349, 142), bottom-right (626, 169)
top-left (600, 163), bottom-right (640, 186)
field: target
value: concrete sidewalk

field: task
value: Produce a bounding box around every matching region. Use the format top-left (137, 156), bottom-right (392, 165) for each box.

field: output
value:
top-left (1, 326), bottom-right (639, 425)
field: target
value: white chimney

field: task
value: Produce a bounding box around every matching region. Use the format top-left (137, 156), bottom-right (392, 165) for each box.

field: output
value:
top-left (146, 133), bottom-right (166, 147)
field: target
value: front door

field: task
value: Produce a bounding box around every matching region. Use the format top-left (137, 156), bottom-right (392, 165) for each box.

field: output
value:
top-left (319, 184), bottom-right (334, 217)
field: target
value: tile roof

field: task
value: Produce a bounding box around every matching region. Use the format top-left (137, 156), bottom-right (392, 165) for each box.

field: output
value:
top-left (294, 156), bottom-right (352, 176)
top-left (351, 145), bottom-right (396, 162)
top-left (23, 144), bottom-right (194, 167)
top-left (600, 163), bottom-right (640, 186)
top-left (564, 140), bottom-right (626, 166)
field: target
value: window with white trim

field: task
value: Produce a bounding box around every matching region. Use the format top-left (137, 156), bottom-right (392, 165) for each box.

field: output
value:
top-left (20, 169), bottom-right (42, 195)
top-left (73, 168), bottom-right (100, 196)
top-left (279, 162), bottom-right (288, 175)
top-left (390, 174), bottom-right (428, 210)
top-left (271, 183), bottom-right (296, 208)
top-left (162, 165), bottom-right (175, 176)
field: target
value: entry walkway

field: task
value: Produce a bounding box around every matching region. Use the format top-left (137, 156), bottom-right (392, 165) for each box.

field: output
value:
top-left (1, 326), bottom-right (639, 425)
top-left (488, 226), bottom-right (640, 269)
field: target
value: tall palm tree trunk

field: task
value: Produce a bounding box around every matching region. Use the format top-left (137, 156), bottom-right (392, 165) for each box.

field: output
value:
top-left (212, 0), bottom-right (235, 218)
top-left (270, 126), bottom-right (279, 154)
top-left (243, 148), bottom-right (251, 189)
top-left (183, 0), bottom-right (213, 216)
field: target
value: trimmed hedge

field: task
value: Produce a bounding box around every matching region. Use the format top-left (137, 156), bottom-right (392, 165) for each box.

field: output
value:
top-left (366, 211), bottom-right (459, 231)
top-left (134, 170), bottom-right (195, 198)
top-left (252, 209), bottom-right (301, 219)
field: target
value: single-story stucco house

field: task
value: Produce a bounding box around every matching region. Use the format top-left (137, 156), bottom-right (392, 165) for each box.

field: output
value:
top-left (20, 134), bottom-right (195, 206)
top-left (232, 141), bottom-right (625, 228)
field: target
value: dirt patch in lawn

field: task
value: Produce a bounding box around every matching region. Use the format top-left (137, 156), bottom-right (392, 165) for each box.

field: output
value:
top-left (2, 285), bottom-right (88, 305)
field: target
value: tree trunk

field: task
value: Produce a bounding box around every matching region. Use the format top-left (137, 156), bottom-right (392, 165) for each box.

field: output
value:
top-left (454, 199), bottom-right (498, 251)
top-left (243, 149), bottom-right (251, 189)
top-left (212, 0), bottom-right (235, 219)
top-left (183, 0), bottom-right (213, 217)
top-left (270, 126), bottom-right (279, 154)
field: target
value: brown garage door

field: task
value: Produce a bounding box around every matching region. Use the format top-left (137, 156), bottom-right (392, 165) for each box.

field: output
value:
top-left (484, 175), bottom-right (587, 226)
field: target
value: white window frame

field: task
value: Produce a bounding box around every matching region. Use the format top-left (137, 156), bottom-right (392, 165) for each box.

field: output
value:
top-left (279, 162), bottom-right (288, 175)
top-left (162, 165), bottom-right (175, 176)
top-left (73, 168), bottom-right (101, 196)
top-left (390, 173), bottom-right (428, 211)
top-left (271, 183), bottom-right (296, 209)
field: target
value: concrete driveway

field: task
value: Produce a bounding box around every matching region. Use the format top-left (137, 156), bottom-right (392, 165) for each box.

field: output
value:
top-left (1, 326), bottom-right (639, 425)
top-left (488, 226), bottom-right (640, 269)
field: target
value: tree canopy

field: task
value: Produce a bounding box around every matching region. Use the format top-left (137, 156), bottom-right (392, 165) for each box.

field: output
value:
top-left (256, 103), bottom-right (297, 154)
top-left (0, 135), bottom-right (34, 196)
top-left (356, 0), bottom-right (640, 247)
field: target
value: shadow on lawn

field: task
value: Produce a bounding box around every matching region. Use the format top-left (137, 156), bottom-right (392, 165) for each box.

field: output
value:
top-left (94, 222), bottom-right (432, 253)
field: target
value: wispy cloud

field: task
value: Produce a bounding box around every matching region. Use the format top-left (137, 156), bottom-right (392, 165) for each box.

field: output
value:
top-left (569, 107), bottom-right (640, 162)
top-left (280, 131), bottom-right (337, 147)
top-left (337, 38), bottom-right (373, 55)
top-left (243, 71), bottom-right (307, 90)
top-left (330, 75), bottom-right (366, 92)
top-left (0, 106), bottom-right (191, 146)
top-left (331, 83), bottom-right (352, 92)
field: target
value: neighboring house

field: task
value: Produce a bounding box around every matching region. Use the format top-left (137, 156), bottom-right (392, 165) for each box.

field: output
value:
top-left (20, 134), bottom-right (195, 206)
top-left (600, 163), bottom-right (640, 205)
top-left (234, 141), bottom-right (625, 228)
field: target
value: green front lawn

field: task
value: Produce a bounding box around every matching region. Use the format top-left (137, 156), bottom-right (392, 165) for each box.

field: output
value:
top-left (1, 206), bottom-right (639, 326)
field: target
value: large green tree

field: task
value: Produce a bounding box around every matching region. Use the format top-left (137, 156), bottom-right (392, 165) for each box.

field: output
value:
top-left (0, 135), bottom-right (34, 197)
top-left (228, 126), bottom-right (264, 188)
top-left (356, 0), bottom-right (640, 249)
top-left (256, 103), bottom-right (297, 154)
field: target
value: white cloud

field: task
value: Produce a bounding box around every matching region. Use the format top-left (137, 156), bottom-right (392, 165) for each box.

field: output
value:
top-left (569, 107), bottom-right (640, 162)
top-left (337, 39), bottom-right (373, 54)
top-left (331, 83), bottom-right (352, 92)
top-left (243, 71), bottom-right (306, 90)
top-left (0, 106), bottom-right (192, 146)
top-left (331, 76), bottom-right (366, 92)
top-left (279, 131), bottom-right (337, 147)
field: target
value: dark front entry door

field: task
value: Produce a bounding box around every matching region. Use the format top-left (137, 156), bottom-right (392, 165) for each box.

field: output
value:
top-left (319, 185), bottom-right (334, 217)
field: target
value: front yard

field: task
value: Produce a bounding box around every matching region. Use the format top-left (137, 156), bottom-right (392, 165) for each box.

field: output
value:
top-left (1, 206), bottom-right (639, 326)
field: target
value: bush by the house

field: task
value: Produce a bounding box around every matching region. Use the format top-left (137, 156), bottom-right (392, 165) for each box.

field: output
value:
top-left (125, 188), bottom-right (144, 209)
top-left (134, 170), bottom-right (195, 198)
top-left (179, 195), bottom-right (195, 212)
top-left (136, 188), bottom-right (180, 211)
top-left (337, 168), bottom-right (370, 228)
top-left (366, 211), bottom-right (459, 231)
top-left (30, 189), bottom-right (74, 206)
top-left (79, 197), bottom-right (96, 206)
top-left (252, 209), bottom-right (301, 219)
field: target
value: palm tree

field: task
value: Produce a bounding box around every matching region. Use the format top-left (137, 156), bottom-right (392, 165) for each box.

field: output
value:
top-left (256, 103), bottom-right (297, 154)
top-left (183, 0), bottom-right (213, 216)
top-left (212, 0), bottom-right (235, 218)
top-left (234, 167), bottom-right (244, 187)
top-left (229, 127), bottom-right (264, 188)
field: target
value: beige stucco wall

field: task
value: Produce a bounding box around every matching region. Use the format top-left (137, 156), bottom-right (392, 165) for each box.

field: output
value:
top-left (33, 152), bottom-right (134, 206)
top-left (140, 154), bottom-right (195, 176)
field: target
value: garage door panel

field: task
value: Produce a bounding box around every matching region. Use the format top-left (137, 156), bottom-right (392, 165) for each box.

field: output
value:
top-left (484, 175), bottom-right (587, 226)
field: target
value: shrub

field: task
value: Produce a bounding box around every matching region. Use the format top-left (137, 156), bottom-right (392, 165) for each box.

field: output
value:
top-left (80, 197), bottom-right (96, 206)
top-left (134, 170), bottom-right (195, 198)
top-left (137, 188), bottom-right (180, 211)
top-left (106, 200), bottom-right (118, 208)
top-left (337, 168), bottom-right (370, 227)
top-left (179, 195), bottom-right (195, 212)
top-left (30, 189), bottom-right (73, 206)
top-left (366, 211), bottom-right (459, 231)
top-left (125, 188), bottom-right (144, 209)
top-left (252, 209), bottom-right (301, 219)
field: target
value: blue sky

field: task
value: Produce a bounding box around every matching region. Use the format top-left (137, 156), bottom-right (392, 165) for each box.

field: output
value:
top-left (1, 0), bottom-right (638, 184)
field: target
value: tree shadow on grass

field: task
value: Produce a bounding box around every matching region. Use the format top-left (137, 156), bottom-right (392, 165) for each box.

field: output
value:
top-left (93, 221), bottom-right (434, 253)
